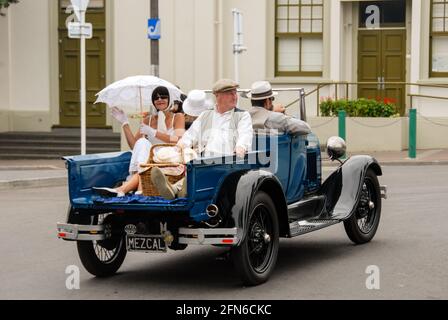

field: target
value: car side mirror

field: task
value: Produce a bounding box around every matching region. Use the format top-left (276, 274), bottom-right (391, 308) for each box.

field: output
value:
top-left (326, 136), bottom-right (346, 161)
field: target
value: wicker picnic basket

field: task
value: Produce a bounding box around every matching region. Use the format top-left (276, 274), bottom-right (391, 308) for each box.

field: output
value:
top-left (139, 143), bottom-right (185, 197)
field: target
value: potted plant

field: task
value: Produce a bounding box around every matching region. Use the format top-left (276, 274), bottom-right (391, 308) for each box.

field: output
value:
top-left (0, 0), bottom-right (19, 16)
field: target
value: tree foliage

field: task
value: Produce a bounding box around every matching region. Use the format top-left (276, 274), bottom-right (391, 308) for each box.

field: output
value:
top-left (0, 0), bottom-right (19, 16)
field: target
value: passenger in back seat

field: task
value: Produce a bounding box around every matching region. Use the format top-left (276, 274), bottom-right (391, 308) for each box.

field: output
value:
top-left (93, 86), bottom-right (185, 197)
top-left (245, 81), bottom-right (311, 136)
top-left (151, 79), bottom-right (254, 200)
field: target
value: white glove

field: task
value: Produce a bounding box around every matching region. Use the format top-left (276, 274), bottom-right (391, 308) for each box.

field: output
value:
top-left (140, 124), bottom-right (157, 138)
top-left (111, 107), bottom-right (129, 126)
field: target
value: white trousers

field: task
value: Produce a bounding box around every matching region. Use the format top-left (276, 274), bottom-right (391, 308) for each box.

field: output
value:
top-left (128, 137), bottom-right (152, 174)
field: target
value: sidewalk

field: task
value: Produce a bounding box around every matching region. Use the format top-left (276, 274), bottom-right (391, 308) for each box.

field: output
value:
top-left (325, 149), bottom-right (448, 166)
top-left (0, 159), bottom-right (67, 191)
top-left (1, 149), bottom-right (448, 190)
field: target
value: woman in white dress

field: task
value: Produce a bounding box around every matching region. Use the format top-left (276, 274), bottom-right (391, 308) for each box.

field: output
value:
top-left (96, 86), bottom-right (185, 196)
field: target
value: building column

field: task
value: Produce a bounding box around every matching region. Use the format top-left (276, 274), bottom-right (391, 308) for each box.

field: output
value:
top-left (410, 0), bottom-right (422, 95)
top-left (330, 0), bottom-right (342, 81)
top-left (0, 11), bottom-right (11, 131)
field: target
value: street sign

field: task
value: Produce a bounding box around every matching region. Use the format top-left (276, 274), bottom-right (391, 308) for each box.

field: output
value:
top-left (148, 18), bottom-right (161, 40)
top-left (69, 0), bottom-right (90, 155)
top-left (70, 0), bottom-right (90, 22)
top-left (68, 22), bottom-right (93, 39)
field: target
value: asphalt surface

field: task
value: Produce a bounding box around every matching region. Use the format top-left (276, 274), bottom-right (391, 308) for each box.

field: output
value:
top-left (0, 165), bottom-right (447, 300)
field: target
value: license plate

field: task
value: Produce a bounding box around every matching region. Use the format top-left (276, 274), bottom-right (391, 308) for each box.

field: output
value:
top-left (126, 234), bottom-right (167, 253)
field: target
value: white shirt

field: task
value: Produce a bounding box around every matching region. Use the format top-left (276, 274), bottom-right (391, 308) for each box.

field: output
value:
top-left (180, 108), bottom-right (253, 157)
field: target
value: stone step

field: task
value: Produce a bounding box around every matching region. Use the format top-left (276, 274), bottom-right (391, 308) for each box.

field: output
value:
top-left (1, 128), bottom-right (117, 135)
top-left (0, 133), bottom-right (120, 141)
top-left (0, 139), bottom-right (120, 147)
top-left (0, 145), bottom-right (119, 154)
top-left (0, 128), bottom-right (121, 159)
top-left (0, 151), bottom-right (121, 160)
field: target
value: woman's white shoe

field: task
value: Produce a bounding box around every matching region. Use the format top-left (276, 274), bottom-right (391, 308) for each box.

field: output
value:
top-left (92, 187), bottom-right (125, 197)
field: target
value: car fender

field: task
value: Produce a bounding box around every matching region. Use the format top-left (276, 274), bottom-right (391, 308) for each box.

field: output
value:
top-left (213, 169), bottom-right (288, 245)
top-left (319, 155), bottom-right (382, 220)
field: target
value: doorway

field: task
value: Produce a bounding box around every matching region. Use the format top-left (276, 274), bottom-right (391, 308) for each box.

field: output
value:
top-left (58, 0), bottom-right (107, 127)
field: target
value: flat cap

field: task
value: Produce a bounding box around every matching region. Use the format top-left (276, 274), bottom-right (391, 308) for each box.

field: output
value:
top-left (212, 79), bottom-right (239, 93)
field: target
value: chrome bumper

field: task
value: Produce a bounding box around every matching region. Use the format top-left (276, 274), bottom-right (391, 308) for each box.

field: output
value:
top-left (57, 223), bottom-right (110, 241)
top-left (380, 185), bottom-right (387, 199)
top-left (178, 227), bottom-right (238, 245)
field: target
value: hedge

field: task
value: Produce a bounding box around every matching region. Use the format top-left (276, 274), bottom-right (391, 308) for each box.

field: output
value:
top-left (319, 97), bottom-right (400, 117)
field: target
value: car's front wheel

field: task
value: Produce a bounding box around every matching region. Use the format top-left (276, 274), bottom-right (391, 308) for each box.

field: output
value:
top-left (344, 168), bottom-right (382, 244)
top-left (231, 191), bottom-right (279, 286)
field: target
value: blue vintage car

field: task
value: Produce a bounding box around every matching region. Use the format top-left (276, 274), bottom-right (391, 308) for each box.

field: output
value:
top-left (57, 90), bottom-right (387, 286)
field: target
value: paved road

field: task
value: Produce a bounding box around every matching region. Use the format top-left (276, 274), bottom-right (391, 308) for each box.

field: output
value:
top-left (1, 166), bottom-right (447, 300)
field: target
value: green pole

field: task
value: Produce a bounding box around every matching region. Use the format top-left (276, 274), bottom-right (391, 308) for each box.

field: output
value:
top-left (338, 110), bottom-right (346, 159)
top-left (409, 108), bottom-right (417, 159)
top-left (338, 110), bottom-right (346, 140)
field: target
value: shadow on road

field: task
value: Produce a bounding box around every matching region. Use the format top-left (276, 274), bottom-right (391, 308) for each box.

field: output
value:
top-left (82, 236), bottom-right (384, 291)
top-left (87, 247), bottom-right (237, 289)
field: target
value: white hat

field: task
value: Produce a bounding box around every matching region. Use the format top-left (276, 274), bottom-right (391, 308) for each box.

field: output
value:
top-left (246, 81), bottom-right (278, 100)
top-left (183, 90), bottom-right (214, 117)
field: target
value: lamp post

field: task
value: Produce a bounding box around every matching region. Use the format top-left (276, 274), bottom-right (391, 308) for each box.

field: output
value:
top-left (150, 0), bottom-right (159, 77)
top-left (232, 9), bottom-right (247, 84)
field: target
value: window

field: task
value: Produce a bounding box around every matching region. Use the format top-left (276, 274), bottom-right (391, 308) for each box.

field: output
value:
top-left (275, 0), bottom-right (323, 77)
top-left (60, 0), bottom-right (104, 9)
top-left (359, 0), bottom-right (406, 28)
top-left (430, 0), bottom-right (448, 77)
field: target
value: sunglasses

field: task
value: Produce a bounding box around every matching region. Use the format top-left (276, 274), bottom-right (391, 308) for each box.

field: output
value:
top-left (270, 97), bottom-right (275, 102)
top-left (154, 94), bottom-right (169, 100)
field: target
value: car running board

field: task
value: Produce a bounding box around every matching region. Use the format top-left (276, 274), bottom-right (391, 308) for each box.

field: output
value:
top-left (289, 219), bottom-right (340, 238)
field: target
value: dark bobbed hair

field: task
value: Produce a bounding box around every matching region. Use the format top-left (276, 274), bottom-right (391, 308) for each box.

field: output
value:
top-left (151, 86), bottom-right (170, 108)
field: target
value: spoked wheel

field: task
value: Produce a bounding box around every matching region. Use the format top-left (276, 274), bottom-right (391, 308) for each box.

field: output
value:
top-left (232, 191), bottom-right (279, 286)
top-left (77, 214), bottom-right (127, 277)
top-left (344, 168), bottom-right (382, 244)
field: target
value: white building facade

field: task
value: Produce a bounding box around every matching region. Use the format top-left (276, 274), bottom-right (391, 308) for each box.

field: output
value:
top-left (0, 0), bottom-right (447, 136)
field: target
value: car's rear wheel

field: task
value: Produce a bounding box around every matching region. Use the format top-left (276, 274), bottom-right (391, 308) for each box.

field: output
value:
top-left (231, 191), bottom-right (279, 286)
top-left (77, 214), bottom-right (127, 277)
top-left (344, 168), bottom-right (381, 244)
